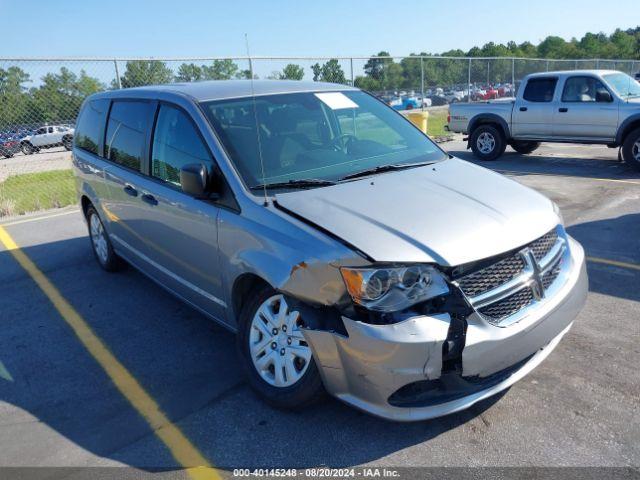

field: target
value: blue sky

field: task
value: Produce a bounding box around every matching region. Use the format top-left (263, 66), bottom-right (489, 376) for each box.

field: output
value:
top-left (1, 0), bottom-right (637, 58)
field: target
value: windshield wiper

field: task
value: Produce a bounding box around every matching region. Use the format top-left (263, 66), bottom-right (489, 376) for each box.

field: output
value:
top-left (339, 161), bottom-right (435, 181)
top-left (250, 178), bottom-right (337, 190)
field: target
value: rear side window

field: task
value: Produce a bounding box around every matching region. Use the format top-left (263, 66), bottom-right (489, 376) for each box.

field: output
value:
top-left (151, 105), bottom-right (212, 186)
top-left (523, 78), bottom-right (557, 102)
top-left (105, 101), bottom-right (154, 171)
top-left (75, 99), bottom-right (110, 155)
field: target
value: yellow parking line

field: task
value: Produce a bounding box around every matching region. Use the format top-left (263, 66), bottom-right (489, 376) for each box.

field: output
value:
top-left (0, 225), bottom-right (219, 480)
top-left (496, 170), bottom-right (640, 186)
top-left (587, 256), bottom-right (640, 272)
top-left (0, 209), bottom-right (80, 227)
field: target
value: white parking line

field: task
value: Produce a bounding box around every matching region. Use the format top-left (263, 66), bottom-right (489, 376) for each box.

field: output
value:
top-left (0, 208), bottom-right (80, 227)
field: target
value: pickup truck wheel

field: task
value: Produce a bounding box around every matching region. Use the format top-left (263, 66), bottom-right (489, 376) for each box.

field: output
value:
top-left (511, 141), bottom-right (540, 155)
top-left (238, 285), bottom-right (325, 410)
top-left (86, 206), bottom-right (124, 272)
top-left (622, 127), bottom-right (640, 171)
top-left (62, 135), bottom-right (73, 151)
top-left (470, 125), bottom-right (506, 161)
top-left (21, 142), bottom-right (34, 155)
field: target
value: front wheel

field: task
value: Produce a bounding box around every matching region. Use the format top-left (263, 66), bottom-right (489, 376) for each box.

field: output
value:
top-left (622, 127), bottom-right (640, 171)
top-left (470, 125), bottom-right (506, 161)
top-left (511, 141), bottom-right (540, 155)
top-left (237, 285), bottom-right (324, 410)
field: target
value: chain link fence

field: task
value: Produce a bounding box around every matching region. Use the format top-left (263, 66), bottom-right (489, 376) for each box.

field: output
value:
top-left (1, 56), bottom-right (639, 218)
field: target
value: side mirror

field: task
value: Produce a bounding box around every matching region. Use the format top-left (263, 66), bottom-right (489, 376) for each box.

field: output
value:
top-left (596, 89), bottom-right (612, 103)
top-left (180, 163), bottom-right (209, 198)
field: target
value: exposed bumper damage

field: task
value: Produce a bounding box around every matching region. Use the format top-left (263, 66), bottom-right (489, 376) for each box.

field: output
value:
top-left (302, 237), bottom-right (588, 422)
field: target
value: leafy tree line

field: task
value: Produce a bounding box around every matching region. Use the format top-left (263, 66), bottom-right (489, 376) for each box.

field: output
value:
top-left (1, 26), bottom-right (638, 130)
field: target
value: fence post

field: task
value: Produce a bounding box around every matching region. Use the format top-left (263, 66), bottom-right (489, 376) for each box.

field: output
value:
top-left (486, 61), bottom-right (490, 85)
top-left (420, 57), bottom-right (425, 111)
top-left (468, 58), bottom-right (471, 102)
top-left (511, 58), bottom-right (515, 93)
top-left (350, 57), bottom-right (354, 86)
top-left (596, 58), bottom-right (600, 69)
top-left (113, 59), bottom-right (122, 89)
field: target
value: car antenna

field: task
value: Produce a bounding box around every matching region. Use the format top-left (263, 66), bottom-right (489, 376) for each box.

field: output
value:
top-left (245, 33), bottom-right (269, 206)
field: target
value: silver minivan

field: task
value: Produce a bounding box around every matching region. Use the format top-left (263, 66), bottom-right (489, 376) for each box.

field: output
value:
top-left (73, 80), bottom-right (588, 421)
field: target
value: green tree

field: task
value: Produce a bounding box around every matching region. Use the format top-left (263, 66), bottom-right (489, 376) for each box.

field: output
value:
top-left (279, 63), bottom-right (304, 80)
top-left (311, 59), bottom-right (346, 84)
top-left (176, 63), bottom-right (204, 82)
top-left (201, 59), bottom-right (239, 80)
top-left (120, 60), bottom-right (174, 88)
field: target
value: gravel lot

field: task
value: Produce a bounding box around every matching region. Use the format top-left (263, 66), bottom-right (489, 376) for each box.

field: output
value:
top-left (0, 141), bottom-right (638, 475)
top-left (0, 148), bottom-right (72, 182)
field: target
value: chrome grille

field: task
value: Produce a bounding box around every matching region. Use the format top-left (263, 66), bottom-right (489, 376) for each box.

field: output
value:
top-left (530, 230), bottom-right (558, 261)
top-left (478, 287), bottom-right (534, 320)
top-left (456, 255), bottom-right (525, 297)
top-left (455, 227), bottom-right (567, 326)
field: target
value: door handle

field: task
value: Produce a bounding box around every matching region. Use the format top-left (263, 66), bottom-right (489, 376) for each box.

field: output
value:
top-left (141, 193), bottom-right (158, 206)
top-left (558, 107), bottom-right (568, 113)
top-left (123, 184), bottom-right (138, 197)
top-left (519, 107), bottom-right (528, 112)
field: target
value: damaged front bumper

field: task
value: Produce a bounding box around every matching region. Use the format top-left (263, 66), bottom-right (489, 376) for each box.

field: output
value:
top-left (302, 237), bottom-right (587, 422)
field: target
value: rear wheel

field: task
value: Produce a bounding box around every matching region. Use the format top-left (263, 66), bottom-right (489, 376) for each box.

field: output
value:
top-left (21, 142), bottom-right (34, 155)
top-left (511, 141), bottom-right (540, 155)
top-left (470, 125), bottom-right (506, 161)
top-left (62, 135), bottom-right (73, 151)
top-left (237, 285), bottom-right (324, 409)
top-left (86, 205), bottom-right (123, 272)
top-left (621, 127), bottom-right (640, 171)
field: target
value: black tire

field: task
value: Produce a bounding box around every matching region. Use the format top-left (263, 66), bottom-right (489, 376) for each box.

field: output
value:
top-left (470, 124), bottom-right (506, 161)
top-left (511, 141), bottom-right (541, 155)
top-left (62, 135), bottom-right (73, 151)
top-left (21, 142), bottom-right (34, 155)
top-left (86, 205), bottom-right (124, 272)
top-left (621, 127), bottom-right (640, 171)
top-left (237, 284), bottom-right (325, 410)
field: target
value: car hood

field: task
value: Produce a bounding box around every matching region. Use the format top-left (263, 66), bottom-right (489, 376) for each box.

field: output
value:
top-left (274, 158), bottom-right (559, 266)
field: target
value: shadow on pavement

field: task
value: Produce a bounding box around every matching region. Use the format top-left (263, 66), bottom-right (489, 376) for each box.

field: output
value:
top-left (0, 235), bottom-right (504, 470)
top-left (568, 213), bottom-right (640, 303)
top-left (445, 145), bottom-right (640, 181)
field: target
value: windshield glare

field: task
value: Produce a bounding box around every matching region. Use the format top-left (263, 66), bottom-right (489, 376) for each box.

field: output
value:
top-left (603, 73), bottom-right (640, 98)
top-left (201, 90), bottom-right (446, 190)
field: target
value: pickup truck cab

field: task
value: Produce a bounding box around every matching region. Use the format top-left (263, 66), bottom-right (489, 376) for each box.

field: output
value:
top-left (448, 70), bottom-right (640, 169)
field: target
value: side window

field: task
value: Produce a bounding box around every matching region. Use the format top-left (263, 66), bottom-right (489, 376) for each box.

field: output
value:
top-left (151, 105), bottom-right (212, 186)
top-left (75, 99), bottom-right (110, 155)
top-left (36, 127), bottom-right (46, 135)
top-left (562, 76), bottom-right (610, 102)
top-left (48, 127), bottom-right (54, 133)
top-left (105, 101), bottom-right (154, 171)
top-left (523, 78), bottom-right (558, 102)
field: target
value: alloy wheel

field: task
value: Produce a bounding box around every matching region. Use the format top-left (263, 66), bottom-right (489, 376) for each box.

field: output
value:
top-left (90, 213), bottom-right (109, 265)
top-left (249, 294), bottom-right (311, 388)
top-left (477, 132), bottom-right (496, 154)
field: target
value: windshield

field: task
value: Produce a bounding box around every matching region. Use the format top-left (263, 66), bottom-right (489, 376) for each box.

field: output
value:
top-left (201, 90), bottom-right (446, 190)
top-left (603, 73), bottom-right (640, 98)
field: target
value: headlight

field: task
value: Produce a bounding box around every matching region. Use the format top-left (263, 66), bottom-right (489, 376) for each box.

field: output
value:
top-left (552, 201), bottom-right (564, 225)
top-left (340, 265), bottom-right (449, 312)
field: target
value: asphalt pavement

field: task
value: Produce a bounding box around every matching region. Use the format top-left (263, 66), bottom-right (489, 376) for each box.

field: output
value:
top-left (0, 141), bottom-right (638, 474)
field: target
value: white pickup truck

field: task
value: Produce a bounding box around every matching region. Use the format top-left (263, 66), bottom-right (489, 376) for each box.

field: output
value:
top-left (20, 125), bottom-right (74, 155)
top-left (448, 70), bottom-right (640, 169)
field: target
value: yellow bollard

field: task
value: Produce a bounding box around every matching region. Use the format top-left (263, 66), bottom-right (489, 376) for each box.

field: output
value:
top-left (406, 111), bottom-right (429, 134)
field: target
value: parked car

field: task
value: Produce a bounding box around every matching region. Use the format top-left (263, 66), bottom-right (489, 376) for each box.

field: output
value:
top-left (388, 95), bottom-right (420, 110)
top-left (74, 80), bottom-right (587, 421)
top-left (448, 70), bottom-right (640, 168)
top-left (443, 90), bottom-right (465, 103)
top-left (20, 125), bottom-right (74, 155)
top-left (0, 134), bottom-right (21, 158)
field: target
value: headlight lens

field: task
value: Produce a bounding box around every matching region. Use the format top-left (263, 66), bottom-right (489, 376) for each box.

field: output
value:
top-left (340, 265), bottom-right (449, 312)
